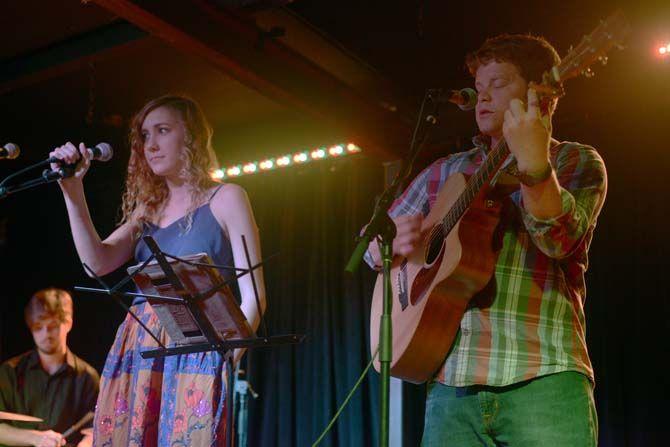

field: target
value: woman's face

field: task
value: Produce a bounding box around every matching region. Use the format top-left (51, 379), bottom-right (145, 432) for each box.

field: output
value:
top-left (141, 105), bottom-right (188, 178)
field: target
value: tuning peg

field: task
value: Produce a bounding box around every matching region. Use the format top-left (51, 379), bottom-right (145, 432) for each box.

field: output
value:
top-left (582, 67), bottom-right (595, 78)
top-left (599, 55), bottom-right (608, 66)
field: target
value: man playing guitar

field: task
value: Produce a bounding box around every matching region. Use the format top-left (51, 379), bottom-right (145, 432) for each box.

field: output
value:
top-left (366, 34), bottom-right (607, 446)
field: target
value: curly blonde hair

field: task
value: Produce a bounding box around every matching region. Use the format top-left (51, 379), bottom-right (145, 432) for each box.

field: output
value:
top-left (120, 95), bottom-right (219, 232)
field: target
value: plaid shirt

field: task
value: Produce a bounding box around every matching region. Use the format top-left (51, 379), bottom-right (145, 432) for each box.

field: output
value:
top-left (367, 136), bottom-right (607, 386)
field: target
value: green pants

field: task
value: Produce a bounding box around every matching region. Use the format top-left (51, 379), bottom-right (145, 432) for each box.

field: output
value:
top-left (421, 371), bottom-right (598, 446)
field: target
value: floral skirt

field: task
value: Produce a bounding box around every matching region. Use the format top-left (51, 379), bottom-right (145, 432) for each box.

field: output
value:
top-left (93, 302), bottom-right (227, 446)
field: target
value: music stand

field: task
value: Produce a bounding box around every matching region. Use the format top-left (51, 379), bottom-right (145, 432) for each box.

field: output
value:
top-left (75, 235), bottom-right (304, 447)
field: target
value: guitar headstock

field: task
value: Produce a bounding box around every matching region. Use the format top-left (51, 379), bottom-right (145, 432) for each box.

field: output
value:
top-left (531, 10), bottom-right (631, 98)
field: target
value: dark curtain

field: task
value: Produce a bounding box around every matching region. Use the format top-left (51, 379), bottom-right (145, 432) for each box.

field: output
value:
top-left (238, 156), bottom-right (384, 447)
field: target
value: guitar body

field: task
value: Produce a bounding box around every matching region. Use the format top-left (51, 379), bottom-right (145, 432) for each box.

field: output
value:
top-left (370, 173), bottom-right (501, 383)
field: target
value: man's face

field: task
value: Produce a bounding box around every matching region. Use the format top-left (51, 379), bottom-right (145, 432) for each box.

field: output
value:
top-left (29, 316), bottom-right (71, 355)
top-left (475, 60), bottom-right (528, 140)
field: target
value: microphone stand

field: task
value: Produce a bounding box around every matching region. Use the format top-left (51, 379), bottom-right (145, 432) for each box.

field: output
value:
top-left (0, 161), bottom-right (73, 200)
top-left (0, 144), bottom-right (111, 199)
top-left (345, 90), bottom-right (442, 447)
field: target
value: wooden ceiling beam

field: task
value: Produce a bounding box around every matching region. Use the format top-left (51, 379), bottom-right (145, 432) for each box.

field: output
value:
top-left (0, 21), bottom-right (147, 96)
top-left (91, 0), bottom-right (410, 159)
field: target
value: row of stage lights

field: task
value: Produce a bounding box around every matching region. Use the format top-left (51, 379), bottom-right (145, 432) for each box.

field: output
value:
top-left (210, 143), bottom-right (361, 180)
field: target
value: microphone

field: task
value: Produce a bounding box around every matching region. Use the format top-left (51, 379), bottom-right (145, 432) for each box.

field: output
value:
top-left (1, 143), bottom-right (20, 160)
top-left (47, 142), bottom-right (113, 164)
top-left (428, 88), bottom-right (477, 111)
top-left (45, 143), bottom-right (113, 180)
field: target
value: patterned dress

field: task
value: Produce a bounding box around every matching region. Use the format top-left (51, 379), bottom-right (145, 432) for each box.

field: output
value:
top-left (93, 187), bottom-right (237, 446)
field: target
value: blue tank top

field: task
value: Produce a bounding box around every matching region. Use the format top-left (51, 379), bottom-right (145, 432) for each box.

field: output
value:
top-left (133, 186), bottom-right (238, 303)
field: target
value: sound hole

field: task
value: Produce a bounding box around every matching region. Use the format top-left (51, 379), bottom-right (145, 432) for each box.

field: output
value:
top-left (425, 226), bottom-right (445, 265)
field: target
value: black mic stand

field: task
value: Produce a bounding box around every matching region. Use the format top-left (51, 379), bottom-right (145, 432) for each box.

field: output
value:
top-left (345, 90), bottom-right (442, 447)
top-left (76, 235), bottom-right (303, 447)
top-left (0, 161), bottom-right (74, 199)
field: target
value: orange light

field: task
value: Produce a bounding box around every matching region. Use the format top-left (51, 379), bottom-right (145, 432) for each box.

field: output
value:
top-left (660, 46), bottom-right (667, 55)
top-left (347, 143), bottom-right (361, 153)
top-left (211, 169), bottom-right (225, 180)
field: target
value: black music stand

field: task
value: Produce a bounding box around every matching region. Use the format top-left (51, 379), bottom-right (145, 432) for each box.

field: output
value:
top-left (76, 235), bottom-right (304, 447)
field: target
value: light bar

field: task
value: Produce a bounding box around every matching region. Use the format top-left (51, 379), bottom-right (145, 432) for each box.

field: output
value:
top-left (211, 142), bottom-right (362, 180)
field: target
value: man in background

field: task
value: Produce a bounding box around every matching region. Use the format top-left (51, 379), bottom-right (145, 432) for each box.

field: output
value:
top-left (0, 288), bottom-right (99, 447)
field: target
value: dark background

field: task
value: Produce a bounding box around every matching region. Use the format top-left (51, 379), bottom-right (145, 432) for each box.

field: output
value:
top-left (1, 1), bottom-right (669, 446)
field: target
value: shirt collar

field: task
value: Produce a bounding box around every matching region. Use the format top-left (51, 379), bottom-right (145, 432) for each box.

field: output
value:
top-left (26, 349), bottom-right (77, 374)
top-left (472, 134), bottom-right (491, 153)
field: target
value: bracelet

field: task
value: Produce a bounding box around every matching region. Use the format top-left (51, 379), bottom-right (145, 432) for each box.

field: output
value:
top-left (516, 163), bottom-right (553, 186)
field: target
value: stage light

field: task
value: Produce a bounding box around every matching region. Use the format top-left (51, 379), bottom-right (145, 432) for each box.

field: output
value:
top-left (329, 145), bottom-right (344, 156)
top-left (211, 169), bottom-right (225, 180)
top-left (259, 159), bottom-right (274, 170)
top-left (218, 141), bottom-right (362, 178)
top-left (276, 156), bottom-right (291, 167)
top-left (243, 162), bottom-right (258, 174)
top-left (293, 152), bottom-right (308, 163)
top-left (227, 166), bottom-right (242, 177)
top-left (311, 148), bottom-right (326, 159)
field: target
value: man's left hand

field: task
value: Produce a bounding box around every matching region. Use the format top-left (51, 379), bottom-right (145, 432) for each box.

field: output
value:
top-left (503, 88), bottom-right (551, 173)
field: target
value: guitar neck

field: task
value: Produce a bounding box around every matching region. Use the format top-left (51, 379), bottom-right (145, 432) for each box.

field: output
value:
top-left (442, 140), bottom-right (510, 233)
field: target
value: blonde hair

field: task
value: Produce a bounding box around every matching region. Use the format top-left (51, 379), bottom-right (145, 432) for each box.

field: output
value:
top-left (120, 95), bottom-right (219, 232)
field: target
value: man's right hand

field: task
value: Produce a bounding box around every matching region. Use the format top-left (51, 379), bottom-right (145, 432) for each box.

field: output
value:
top-left (392, 214), bottom-right (424, 257)
top-left (31, 430), bottom-right (65, 447)
top-left (367, 214), bottom-right (423, 266)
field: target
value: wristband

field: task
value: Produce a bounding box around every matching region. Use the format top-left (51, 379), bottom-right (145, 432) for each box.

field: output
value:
top-left (515, 163), bottom-right (553, 186)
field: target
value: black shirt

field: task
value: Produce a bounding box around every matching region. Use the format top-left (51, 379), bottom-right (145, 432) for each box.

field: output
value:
top-left (0, 350), bottom-right (99, 446)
